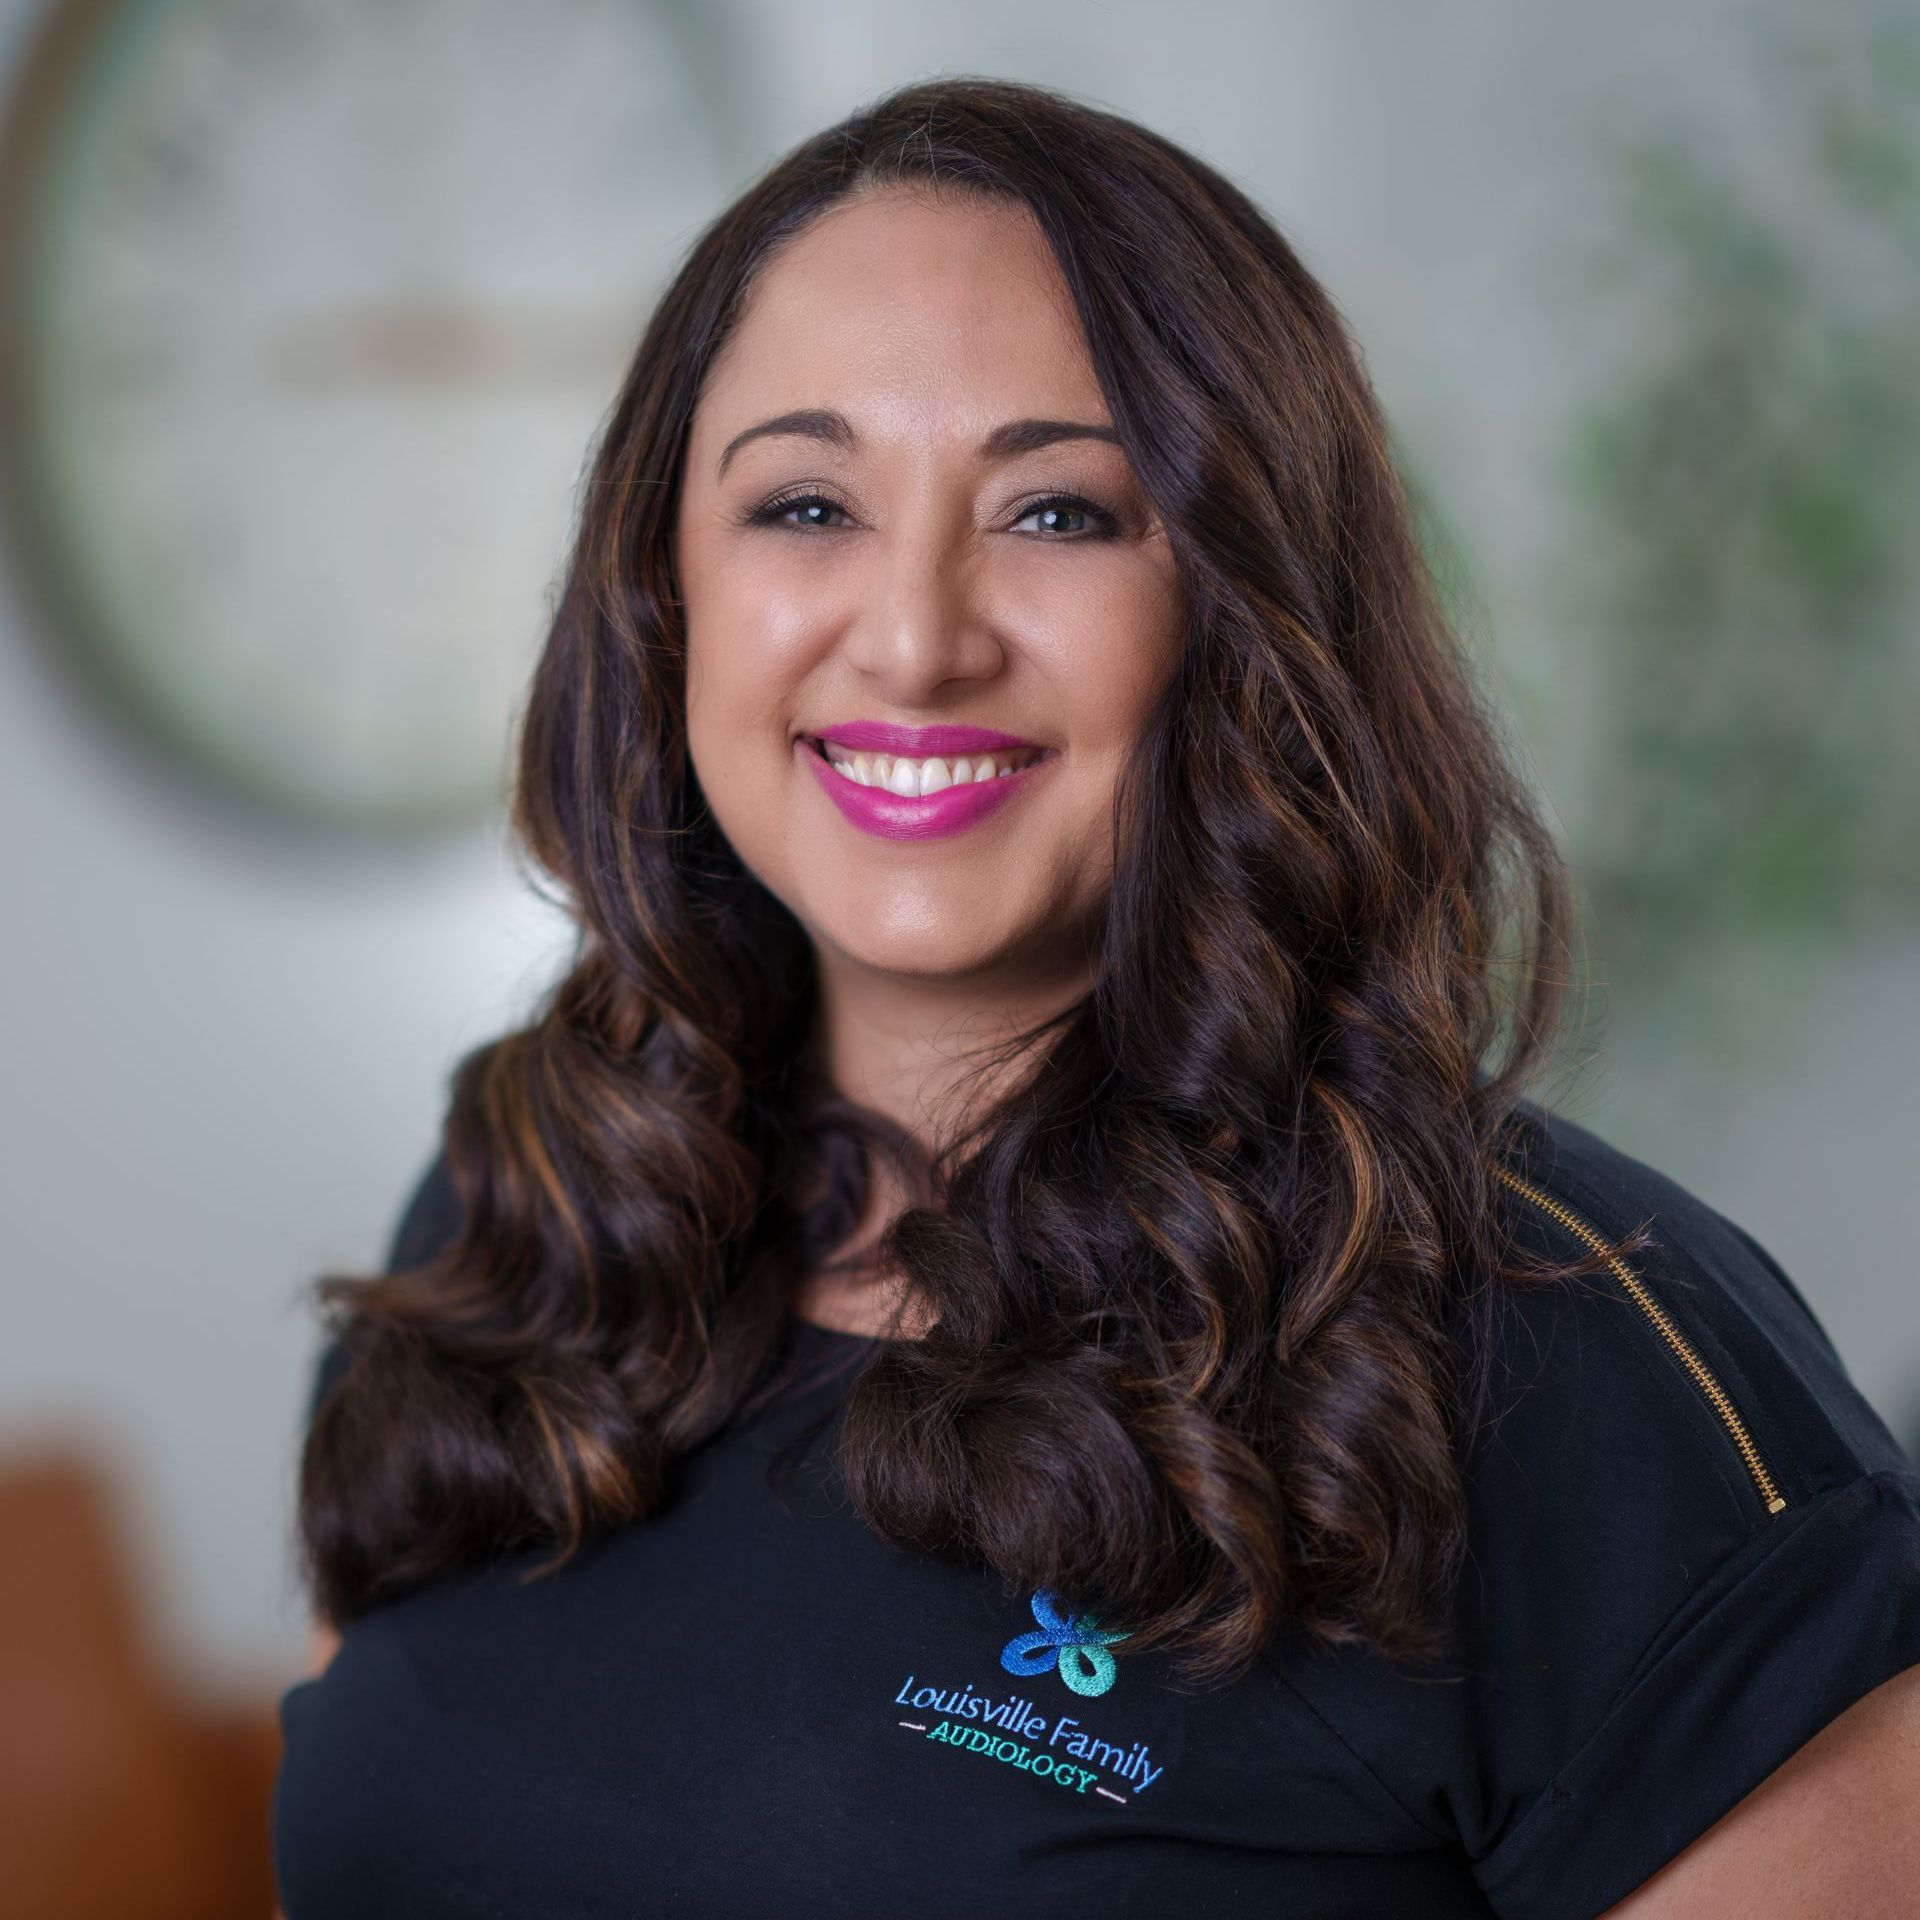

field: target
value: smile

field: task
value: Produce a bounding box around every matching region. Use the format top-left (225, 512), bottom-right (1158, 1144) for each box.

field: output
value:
top-left (819, 742), bottom-right (1046, 794)
top-left (798, 736), bottom-right (1055, 842)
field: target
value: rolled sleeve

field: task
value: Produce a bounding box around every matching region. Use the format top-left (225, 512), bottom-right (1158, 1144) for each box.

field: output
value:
top-left (1472, 1467), bottom-right (1920, 1919)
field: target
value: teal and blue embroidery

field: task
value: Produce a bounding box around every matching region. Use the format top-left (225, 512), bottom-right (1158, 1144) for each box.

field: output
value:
top-left (999, 1588), bottom-right (1129, 1698)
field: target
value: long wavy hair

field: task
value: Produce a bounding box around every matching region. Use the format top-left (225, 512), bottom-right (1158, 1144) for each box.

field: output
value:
top-left (297, 74), bottom-right (1592, 1686)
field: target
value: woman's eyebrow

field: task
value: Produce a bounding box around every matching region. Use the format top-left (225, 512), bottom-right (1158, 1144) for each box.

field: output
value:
top-left (716, 408), bottom-right (1121, 478)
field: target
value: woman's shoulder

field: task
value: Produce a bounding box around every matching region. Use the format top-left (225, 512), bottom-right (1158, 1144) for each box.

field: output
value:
top-left (384, 1144), bottom-right (463, 1270)
top-left (305, 1147), bottom-right (463, 1426)
top-left (1480, 1095), bottom-right (1911, 1510)
top-left (1440, 1094), bottom-right (1920, 1915)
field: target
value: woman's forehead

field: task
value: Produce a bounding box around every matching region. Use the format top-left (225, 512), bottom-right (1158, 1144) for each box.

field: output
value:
top-left (693, 193), bottom-right (1102, 452)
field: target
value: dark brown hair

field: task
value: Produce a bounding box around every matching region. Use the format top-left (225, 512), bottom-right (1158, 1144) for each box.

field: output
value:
top-left (297, 75), bottom-right (1589, 1686)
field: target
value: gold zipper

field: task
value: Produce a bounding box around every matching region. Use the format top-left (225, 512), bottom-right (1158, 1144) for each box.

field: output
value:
top-left (1492, 1165), bottom-right (1787, 1515)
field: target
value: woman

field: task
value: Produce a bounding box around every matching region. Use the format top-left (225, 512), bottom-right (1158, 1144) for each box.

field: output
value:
top-left (273, 76), bottom-right (1920, 1919)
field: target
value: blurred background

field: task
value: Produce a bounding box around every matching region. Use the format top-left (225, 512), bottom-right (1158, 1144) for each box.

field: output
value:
top-left (1, 1), bottom-right (1914, 1912)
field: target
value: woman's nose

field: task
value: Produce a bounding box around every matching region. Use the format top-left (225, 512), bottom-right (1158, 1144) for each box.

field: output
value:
top-left (835, 517), bottom-right (1007, 699)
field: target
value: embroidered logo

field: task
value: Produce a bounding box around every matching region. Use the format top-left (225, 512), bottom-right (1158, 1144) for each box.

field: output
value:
top-left (998, 1588), bottom-right (1130, 1698)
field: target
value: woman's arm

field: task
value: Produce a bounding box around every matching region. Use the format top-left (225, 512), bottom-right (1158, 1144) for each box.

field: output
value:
top-left (271, 1622), bottom-right (341, 1920)
top-left (1601, 1660), bottom-right (1920, 1916)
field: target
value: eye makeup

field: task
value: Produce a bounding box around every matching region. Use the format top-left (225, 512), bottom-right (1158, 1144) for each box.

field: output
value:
top-left (739, 488), bottom-right (1125, 539)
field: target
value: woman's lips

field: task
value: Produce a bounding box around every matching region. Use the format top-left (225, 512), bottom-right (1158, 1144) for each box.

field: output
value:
top-left (811, 720), bottom-right (1040, 756)
top-left (797, 736), bottom-right (1054, 842)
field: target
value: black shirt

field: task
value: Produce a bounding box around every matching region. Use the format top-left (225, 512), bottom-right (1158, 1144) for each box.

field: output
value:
top-left (272, 1101), bottom-right (1920, 1918)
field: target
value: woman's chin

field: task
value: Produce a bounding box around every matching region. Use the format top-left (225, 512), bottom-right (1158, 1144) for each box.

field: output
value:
top-left (825, 930), bottom-right (1013, 982)
top-left (803, 904), bottom-right (1038, 984)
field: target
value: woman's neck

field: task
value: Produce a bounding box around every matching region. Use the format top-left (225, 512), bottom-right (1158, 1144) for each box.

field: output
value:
top-left (808, 940), bottom-right (1090, 1148)
top-left (793, 944), bottom-right (1092, 1341)
top-left (788, 1158), bottom-right (925, 1340)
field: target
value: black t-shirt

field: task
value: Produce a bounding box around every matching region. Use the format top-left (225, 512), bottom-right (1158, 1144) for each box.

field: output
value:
top-left (273, 1101), bottom-right (1920, 1919)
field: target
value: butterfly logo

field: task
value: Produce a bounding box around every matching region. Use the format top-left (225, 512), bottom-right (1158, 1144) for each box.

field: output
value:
top-left (999, 1588), bottom-right (1130, 1698)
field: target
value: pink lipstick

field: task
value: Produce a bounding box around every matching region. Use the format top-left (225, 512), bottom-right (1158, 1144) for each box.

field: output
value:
top-left (812, 720), bottom-right (1039, 755)
top-left (795, 721), bottom-right (1055, 842)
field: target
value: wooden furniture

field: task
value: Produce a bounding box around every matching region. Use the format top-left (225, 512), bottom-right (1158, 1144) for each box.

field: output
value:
top-left (0, 1445), bottom-right (281, 1920)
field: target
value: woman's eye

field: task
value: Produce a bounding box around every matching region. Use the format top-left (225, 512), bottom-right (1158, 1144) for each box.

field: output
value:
top-left (1011, 495), bottom-right (1118, 539)
top-left (748, 492), bottom-right (851, 530)
top-left (744, 490), bottom-right (1119, 537)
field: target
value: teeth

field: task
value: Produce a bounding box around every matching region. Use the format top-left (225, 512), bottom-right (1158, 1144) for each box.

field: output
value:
top-left (818, 745), bottom-right (1041, 794)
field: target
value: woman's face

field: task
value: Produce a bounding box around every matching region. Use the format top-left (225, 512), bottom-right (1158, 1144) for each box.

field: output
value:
top-left (675, 185), bottom-right (1183, 994)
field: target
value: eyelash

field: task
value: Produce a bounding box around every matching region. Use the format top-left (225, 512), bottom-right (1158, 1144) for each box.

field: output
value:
top-left (743, 489), bottom-right (1121, 540)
